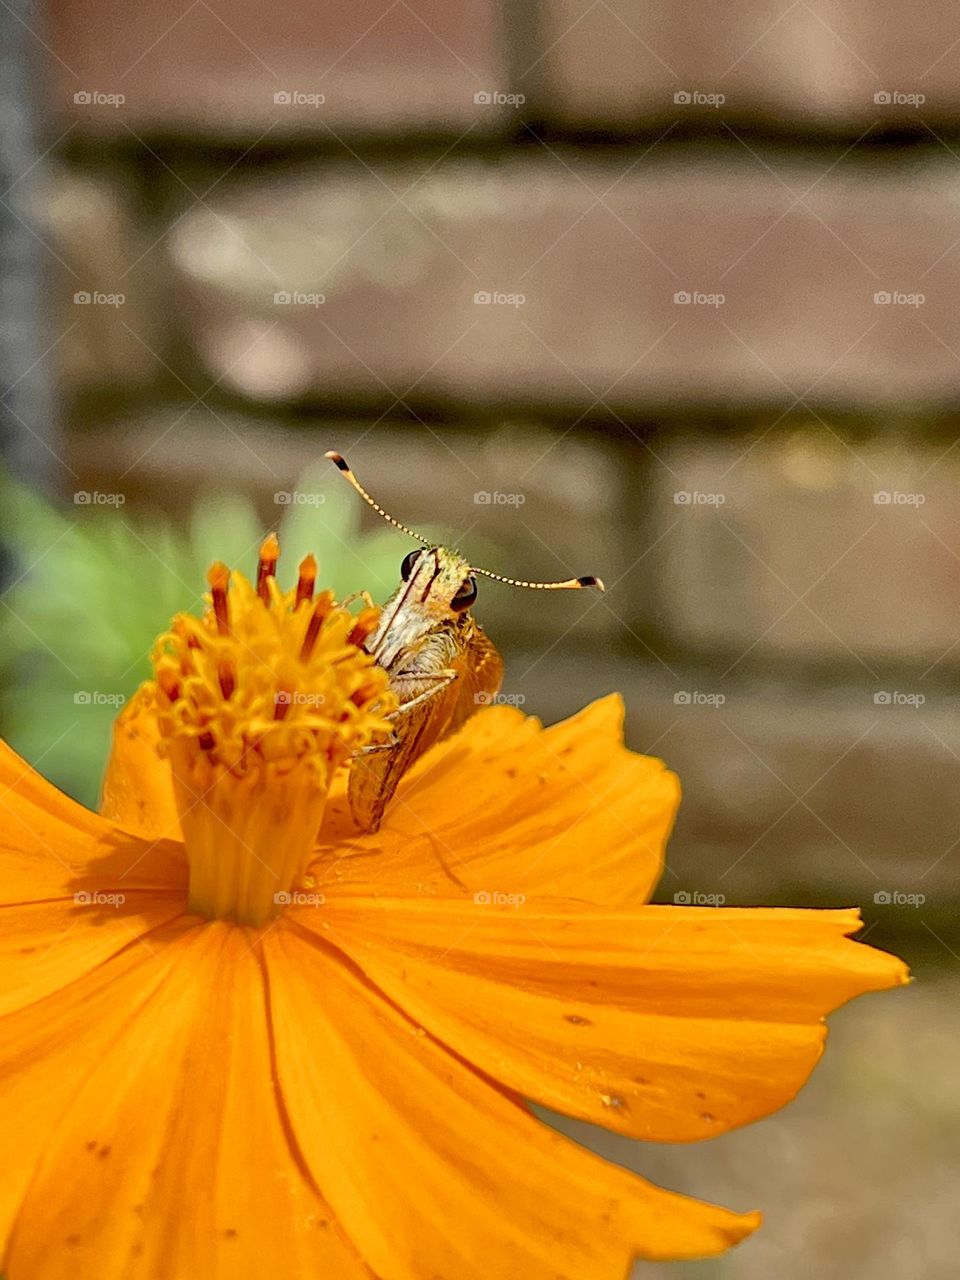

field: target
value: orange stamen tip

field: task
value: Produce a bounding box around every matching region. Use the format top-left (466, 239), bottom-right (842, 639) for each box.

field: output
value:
top-left (207, 562), bottom-right (231, 634)
top-left (207, 562), bottom-right (230, 592)
top-left (259, 532), bottom-right (280, 562)
top-left (218, 662), bottom-right (235, 700)
top-left (348, 607), bottom-right (380, 647)
top-left (257, 534), bottom-right (281, 603)
top-left (300, 590), bottom-right (336, 660)
top-left (295, 554), bottom-right (318, 607)
top-left (314, 588), bottom-right (335, 616)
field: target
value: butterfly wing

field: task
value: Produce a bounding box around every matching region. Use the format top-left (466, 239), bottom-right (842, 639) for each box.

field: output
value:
top-left (444, 623), bottom-right (504, 734)
top-left (348, 621), bottom-right (504, 833)
top-left (348, 627), bottom-right (463, 833)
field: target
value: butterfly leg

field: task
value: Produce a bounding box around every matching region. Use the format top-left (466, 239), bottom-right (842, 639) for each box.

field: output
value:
top-left (388, 669), bottom-right (458, 717)
top-left (357, 733), bottom-right (401, 755)
top-left (340, 590), bottom-right (377, 609)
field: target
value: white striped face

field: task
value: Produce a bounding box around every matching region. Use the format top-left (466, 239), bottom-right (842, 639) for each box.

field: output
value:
top-left (367, 546), bottom-right (476, 672)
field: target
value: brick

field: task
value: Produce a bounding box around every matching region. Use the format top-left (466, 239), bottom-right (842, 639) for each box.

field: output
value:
top-left (534, 0), bottom-right (960, 127)
top-left (639, 432), bottom-right (960, 664)
top-left (47, 0), bottom-right (507, 135)
top-left (162, 153), bottom-right (960, 411)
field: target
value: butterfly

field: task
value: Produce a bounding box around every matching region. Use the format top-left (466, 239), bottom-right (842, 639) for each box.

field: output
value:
top-left (326, 452), bottom-right (603, 832)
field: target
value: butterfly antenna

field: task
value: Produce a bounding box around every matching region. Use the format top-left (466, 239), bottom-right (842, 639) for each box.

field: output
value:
top-left (328, 451), bottom-right (604, 589)
top-left (326, 452), bottom-right (430, 546)
top-left (471, 565), bottom-right (605, 592)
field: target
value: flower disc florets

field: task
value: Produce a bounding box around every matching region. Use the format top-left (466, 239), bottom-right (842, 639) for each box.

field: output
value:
top-left (141, 538), bottom-right (395, 925)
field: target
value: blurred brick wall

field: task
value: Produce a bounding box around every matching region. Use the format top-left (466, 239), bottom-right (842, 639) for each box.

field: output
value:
top-left (22, 0), bottom-right (960, 940)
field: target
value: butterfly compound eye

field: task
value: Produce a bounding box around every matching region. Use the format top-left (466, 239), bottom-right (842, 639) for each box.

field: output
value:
top-left (400, 550), bottom-right (421, 581)
top-left (451, 576), bottom-right (478, 611)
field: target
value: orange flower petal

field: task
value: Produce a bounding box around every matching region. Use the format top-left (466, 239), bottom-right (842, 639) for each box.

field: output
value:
top-left (3, 921), bottom-right (367, 1280)
top-left (0, 918), bottom-right (197, 1253)
top-left (263, 926), bottom-right (759, 1277)
top-left (0, 740), bottom-right (187, 1013)
top-left (312, 695), bottom-right (677, 906)
top-left (300, 897), bottom-right (908, 1143)
top-left (0, 896), bottom-right (185, 1019)
top-left (0, 740), bottom-right (186, 904)
top-left (99, 689), bottom-right (180, 840)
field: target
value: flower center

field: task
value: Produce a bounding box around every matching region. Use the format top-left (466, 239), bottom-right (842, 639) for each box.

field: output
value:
top-left (145, 537), bottom-right (395, 926)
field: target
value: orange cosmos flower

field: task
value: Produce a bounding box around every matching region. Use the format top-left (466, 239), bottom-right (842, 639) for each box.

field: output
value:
top-left (0, 540), bottom-right (907, 1280)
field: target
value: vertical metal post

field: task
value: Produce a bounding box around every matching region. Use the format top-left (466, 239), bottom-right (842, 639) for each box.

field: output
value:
top-left (0, 0), bottom-right (59, 493)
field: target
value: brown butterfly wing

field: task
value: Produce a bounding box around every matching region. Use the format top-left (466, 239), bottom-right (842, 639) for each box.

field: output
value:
top-left (348, 628), bottom-right (463, 833)
top-left (444, 623), bottom-right (504, 735)
top-left (348, 623), bottom-right (503, 833)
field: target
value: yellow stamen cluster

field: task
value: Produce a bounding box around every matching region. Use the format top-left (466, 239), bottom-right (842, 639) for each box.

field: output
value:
top-left (143, 538), bottom-right (395, 926)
